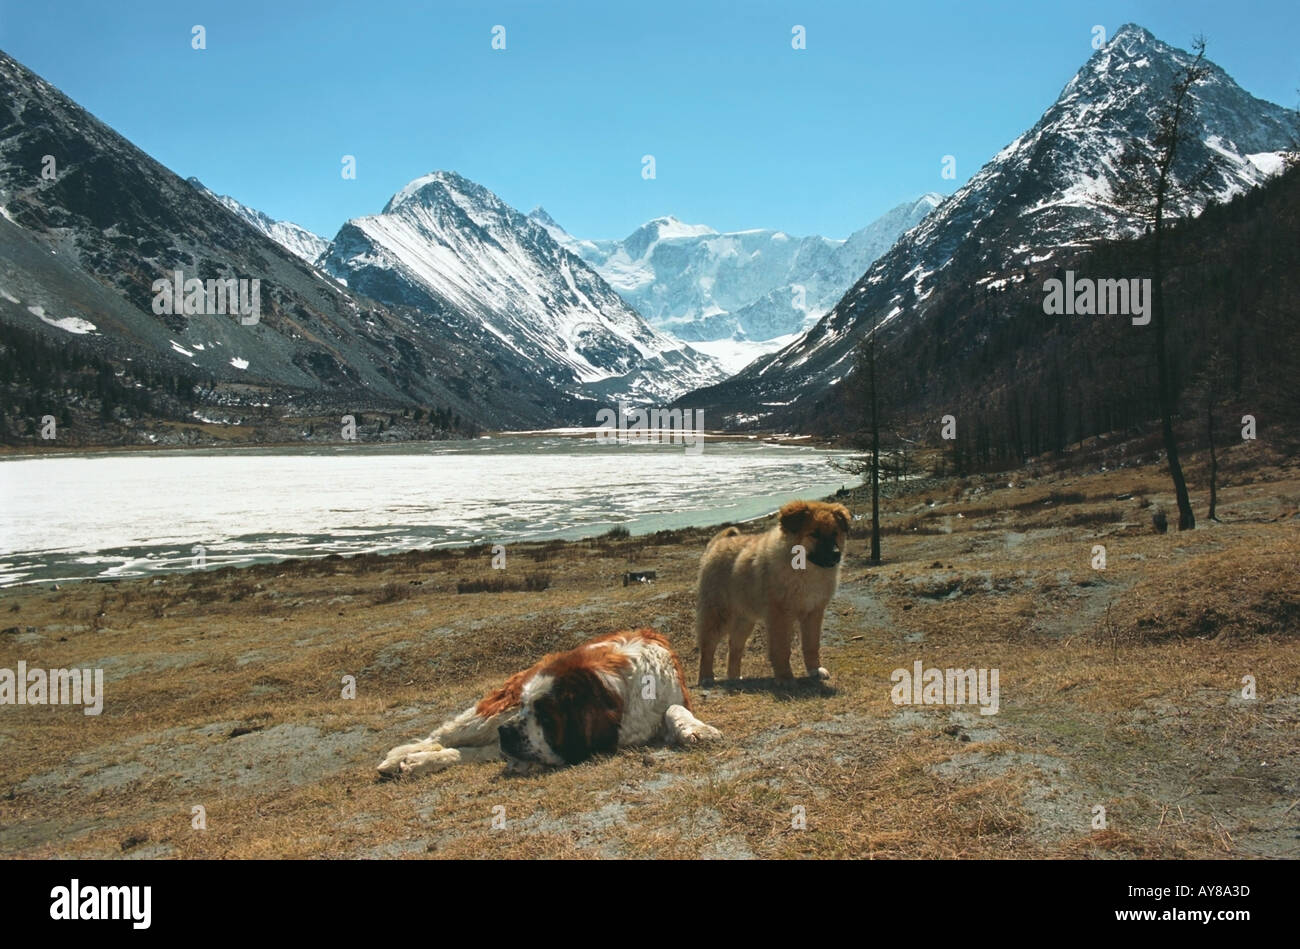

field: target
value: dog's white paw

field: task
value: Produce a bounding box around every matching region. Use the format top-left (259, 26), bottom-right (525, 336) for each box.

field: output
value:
top-left (812, 667), bottom-right (831, 681)
top-left (666, 704), bottom-right (721, 745)
top-left (397, 748), bottom-right (459, 776)
top-left (377, 740), bottom-right (443, 775)
top-left (681, 721), bottom-right (722, 744)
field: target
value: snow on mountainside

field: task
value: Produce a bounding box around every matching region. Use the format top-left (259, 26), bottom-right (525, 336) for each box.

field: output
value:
top-left (188, 179), bottom-right (330, 265)
top-left (321, 172), bottom-right (724, 403)
top-left (0, 50), bottom-right (587, 430)
top-left (686, 23), bottom-right (1299, 425)
top-left (533, 196), bottom-right (941, 365)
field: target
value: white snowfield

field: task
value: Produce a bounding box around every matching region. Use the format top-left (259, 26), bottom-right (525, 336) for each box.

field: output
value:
top-left (27, 304), bottom-right (97, 335)
top-left (688, 330), bottom-right (806, 376)
top-left (534, 198), bottom-right (941, 363)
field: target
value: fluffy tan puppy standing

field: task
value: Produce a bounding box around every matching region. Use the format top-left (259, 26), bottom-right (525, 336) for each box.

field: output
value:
top-left (696, 499), bottom-right (850, 685)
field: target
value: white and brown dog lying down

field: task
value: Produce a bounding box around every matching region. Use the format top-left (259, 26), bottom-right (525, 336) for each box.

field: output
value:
top-left (377, 628), bottom-right (721, 777)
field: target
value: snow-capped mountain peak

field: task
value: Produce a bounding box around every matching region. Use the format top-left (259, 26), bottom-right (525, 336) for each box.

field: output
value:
top-left (526, 204), bottom-right (591, 253)
top-left (545, 195), bottom-right (941, 373)
top-left (187, 178), bottom-right (330, 265)
top-left (641, 215), bottom-right (719, 239)
top-left (687, 23), bottom-right (1298, 424)
top-left (321, 171), bottom-right (724, 402)
top-left (527, 205), bottom-right (560, 229)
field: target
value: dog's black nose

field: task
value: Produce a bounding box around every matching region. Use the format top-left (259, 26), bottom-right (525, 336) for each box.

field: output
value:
top-left (811, 545), bottom-right (841, 567)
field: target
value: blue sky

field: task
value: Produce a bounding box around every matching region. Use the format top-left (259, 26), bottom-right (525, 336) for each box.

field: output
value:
top-left (2, 1), bottom-right (1296, 241)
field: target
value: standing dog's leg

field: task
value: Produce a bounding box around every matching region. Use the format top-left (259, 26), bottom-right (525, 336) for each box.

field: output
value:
top-left (799, 605), bottom-right (831, 680)
top-left (697, 609), bottom-right (724, 685)
top-left (663, 705), bottom-right (722, 745)
top-left (766, 608), bottom-right (798, 683)
top-left (726, 618), bottom-right (754, 681)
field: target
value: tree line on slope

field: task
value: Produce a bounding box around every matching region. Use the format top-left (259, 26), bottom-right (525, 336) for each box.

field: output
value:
top-left (836, 41), bottom-right (1298, 557)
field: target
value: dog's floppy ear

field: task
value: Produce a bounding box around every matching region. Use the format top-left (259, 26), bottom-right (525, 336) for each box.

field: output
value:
top-left (535, 669), bottom-right (622, 765)
top-left (831, 504), bottom-right (851, 532)
top-left (779, 500), bottom-right (812, 535)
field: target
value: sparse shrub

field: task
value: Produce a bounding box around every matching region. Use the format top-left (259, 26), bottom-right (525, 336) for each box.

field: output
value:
top-left (601, 525), bottom-right (631, 540)
top-left (374, 582), bottom-right (413, 604)
top-left (457, 576), bottom-right (507, 594)
top-left (522, 571), bottom-right (551, 591)
top-left (529, 540), bottom-right (565, 562)
top-left (1062, 508), bottom-right (1123, 528)
top-left (1151, 508), bottom-right (1168, 533)
top-left (227, 578), bottom-right (257, 602)
top-left (649, 528), bottom-right (687, 545)
top-left (1013, 490), bottom-right (1086, 513)
top-left (882, 514), bottom-right (948, 536)
top-left (456, 571), bottom-right (551, 594)
top-left (1050, 490), bottom-right (1086, 505)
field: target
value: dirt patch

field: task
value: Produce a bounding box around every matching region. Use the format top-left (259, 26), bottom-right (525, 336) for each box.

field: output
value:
top-left (1, 449), bottom-right (1298, 858)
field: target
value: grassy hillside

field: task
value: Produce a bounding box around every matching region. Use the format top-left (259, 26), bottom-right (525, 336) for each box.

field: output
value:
top-left (1, 441), bottom-right (1295, 859)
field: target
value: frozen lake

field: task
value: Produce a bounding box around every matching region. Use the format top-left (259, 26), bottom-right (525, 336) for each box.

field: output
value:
top-left (0, 434), bottom-right (854, 586)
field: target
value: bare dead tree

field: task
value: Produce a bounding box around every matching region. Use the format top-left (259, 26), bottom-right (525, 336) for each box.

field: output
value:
top-left (1113, 35), bottom-right (1214, 531)
top-left (830, 314), bottom-right (887, 563)
top-left (860, 322), bottom-right (882, 563)
top-left (1199, 346), bottom-right (1228, 521)
top-left (1205, 370), bottom-right (1220, 523)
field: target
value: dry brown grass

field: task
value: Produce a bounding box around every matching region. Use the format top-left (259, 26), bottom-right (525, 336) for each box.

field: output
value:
top-left (455, 572), bottom-right (551, 595)
top-left (0, 444), bottom-right (1296, 859)
top-left (1112, 537), bottom-right (1300, 643)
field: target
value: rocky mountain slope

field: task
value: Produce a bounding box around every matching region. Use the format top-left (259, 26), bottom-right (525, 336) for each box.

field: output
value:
top-left (319, 171), bottom-right (725, 403)
top-left (187, 179), bottom-right (330, 265)
top-left (0, 49), bottom-right (594, 438)
top-left (681, 24), bottom-right (1297, 426)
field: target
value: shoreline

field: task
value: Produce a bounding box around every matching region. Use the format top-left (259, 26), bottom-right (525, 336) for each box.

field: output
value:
top-left (1, 502), bottom-right (793, 592)
top-left (0, 487), bottom-right (846, 592)
top-left (0, 440), bottom-right (859, 589)
top-left (0, 428), bottom-right (846, 458)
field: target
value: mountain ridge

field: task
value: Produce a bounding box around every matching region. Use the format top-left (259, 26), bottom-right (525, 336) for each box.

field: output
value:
top-left (0, 50), bottom-right (593, 437)
top-left (679, 22), bottom-right (1298, 426)
top-left (187, 178), bottom-right (330, 266)
top-left (319, 170), bottom-right (726, 403)
top-left (532, 195), bottom-right (942, 373)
